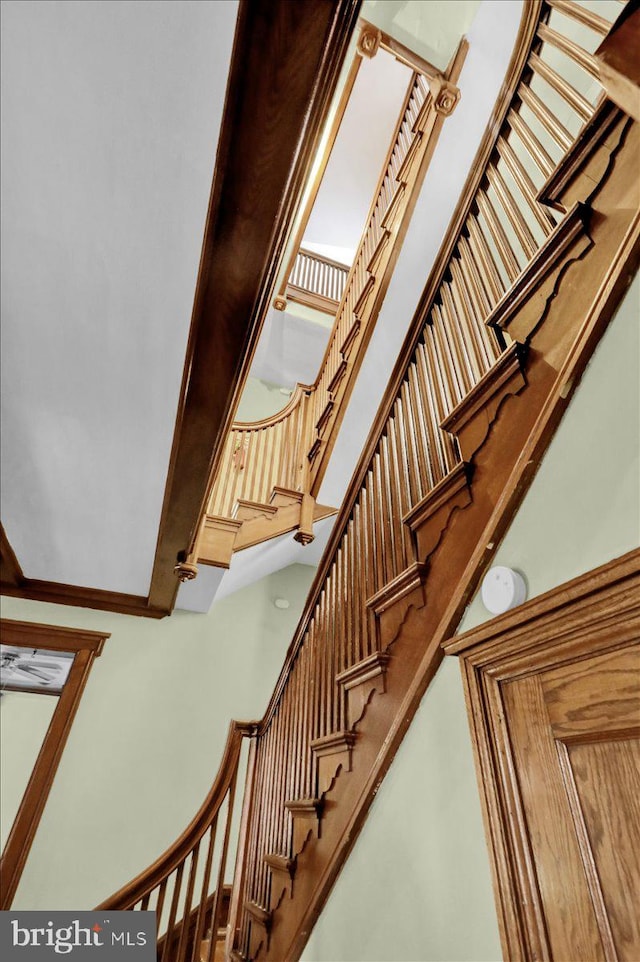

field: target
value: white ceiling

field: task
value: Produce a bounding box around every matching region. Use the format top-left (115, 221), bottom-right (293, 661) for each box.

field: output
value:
top-left (1, 0), bottom-right (238, 595)
top-left (303, 49), bottom-right (411, 263)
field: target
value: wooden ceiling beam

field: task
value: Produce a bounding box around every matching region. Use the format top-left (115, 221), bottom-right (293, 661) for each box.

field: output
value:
top-left (148, 0), bottom-right (361, 614)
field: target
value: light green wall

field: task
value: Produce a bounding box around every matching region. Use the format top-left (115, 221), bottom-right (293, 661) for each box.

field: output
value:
top-left (235, 377), bottom-right (291, 422)
top-left (301, 262), bottom-right (638, 962)
top-left (0, 563), bottom-right (315, 910)
top-left (301, 657), bottom-right (502, 962)
top-left (0, 691), bottom-right (57, 850)
top-left (459, 269), bottom-right (640, 632)
top-left (363, 0), bottom-right (481, 71)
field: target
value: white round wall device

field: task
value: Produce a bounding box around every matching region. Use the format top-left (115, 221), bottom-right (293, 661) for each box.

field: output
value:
top-left (481, 566), bottom-right (527, 615)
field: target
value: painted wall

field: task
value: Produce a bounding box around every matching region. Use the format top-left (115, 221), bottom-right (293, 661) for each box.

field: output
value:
top-left (459, 269), bottom-right (640, 633)
top-left (0, 691), bottom-right (57, 850)
top-left (364, 0), bottom-right (481, 71)
top-left (300, 253), bottom-right (639, 962)
top-left (0, 563), bottom-right (315, 910)
top-left (235, 377), bottom-right (291, 422)
top-left (301, 657), bottom-right (502, 962)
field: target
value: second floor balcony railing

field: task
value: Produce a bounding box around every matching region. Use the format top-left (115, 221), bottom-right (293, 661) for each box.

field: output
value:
top-left (189, 25), bottom-right (469, 569)
top-left (286, 248), bottom-right (350, 313)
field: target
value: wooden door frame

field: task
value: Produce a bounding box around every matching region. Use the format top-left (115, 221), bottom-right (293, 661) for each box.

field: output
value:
top-left (444, 549), bottom-right (640, 962)
top-left (0, 618), bottom-right (109, 909)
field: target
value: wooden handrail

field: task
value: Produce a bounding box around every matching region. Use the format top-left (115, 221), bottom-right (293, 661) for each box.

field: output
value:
top-left (97, 720), bottom-right (256, 962)
top-left (304, 66), bottom-right (433, 467)
top-left (97, 721), bottom-right (255, 911)
top-left (253, 0), bottom-right (619, 732)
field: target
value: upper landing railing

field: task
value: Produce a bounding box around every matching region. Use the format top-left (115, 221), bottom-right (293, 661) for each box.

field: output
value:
top-left (98, 4), bottom-right (628, 959)
top-left (286, 248), bottom-right (350, 312)
top-left (194, 25), bottom-right (469, 566)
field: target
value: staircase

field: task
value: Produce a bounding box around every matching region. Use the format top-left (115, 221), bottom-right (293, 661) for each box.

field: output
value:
top-left (97, 2), bottom-right (639, 959)
top-left (178, 29), bottom-right (468, 587)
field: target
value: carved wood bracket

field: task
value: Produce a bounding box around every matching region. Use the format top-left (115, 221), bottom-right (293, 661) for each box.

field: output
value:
top-left (311, 731), bottom-right (358, 796)
top-left (366, 561), bottom-right (428, 652)
top-left (486, 203), bottom-right (592, 342)
top-left (284, 799), bottom-right (324, 858)
top-left (245, 899), bottom-right (272, 959)
top-left (264, 853), bottom-right (296, 911)
top-left (336, 651), bottom-right (391, 730)
top-left (441, 342), bottom-right (528, 462)
top-left (404, 460), bottom-right (474, 563)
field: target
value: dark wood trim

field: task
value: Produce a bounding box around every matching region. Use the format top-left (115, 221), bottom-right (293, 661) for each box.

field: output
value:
top-left (445, 549), bottom-right (640, 659)
top-left (0, 523), bottom-right (23, 587)
top-left (251, 74), bottom-right (640, 960)
top-left (444, 549), bottom-right (640, 961)
top-left (0, 619), bottom-right (107, 654)
top-left (0, 575), bottom-right (165, 619)
top-left (0, 619), bottom-right (109, 909)
top-left (147, 0), bottom-right (361, 613)
top-left (1, 684), bottom-right (60, 697)
top-left (1, 522), bottom-right (165, 617)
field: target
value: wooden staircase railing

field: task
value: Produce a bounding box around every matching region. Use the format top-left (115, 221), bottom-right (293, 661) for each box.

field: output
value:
top-left (187, 32), bottom-right (467, 573)
top-left (96, 722), bottom-right (255, 962)
top-left (286, 248), bottom-right (350, 313)
top-left (224, 1), bottom-right (636, 959)
top-left (99, 2), bottom-right (637, 960)
top-left (207, 385), bottom-right (310, 521)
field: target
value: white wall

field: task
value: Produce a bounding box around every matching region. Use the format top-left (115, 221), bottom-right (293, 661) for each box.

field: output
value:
top-left (301, 245), bottom-right (639, 962)
top-left (0, 563), bottom-right (315, 910)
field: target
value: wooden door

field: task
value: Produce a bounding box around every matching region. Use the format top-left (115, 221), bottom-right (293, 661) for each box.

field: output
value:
top-left (446, 551), bottom-right (640, 962)
top-left (504, 645), bottom-right (639, 961)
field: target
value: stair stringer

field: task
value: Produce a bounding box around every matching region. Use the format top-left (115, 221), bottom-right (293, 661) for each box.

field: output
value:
top-left (250, 111), bottom-right (639, 962)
